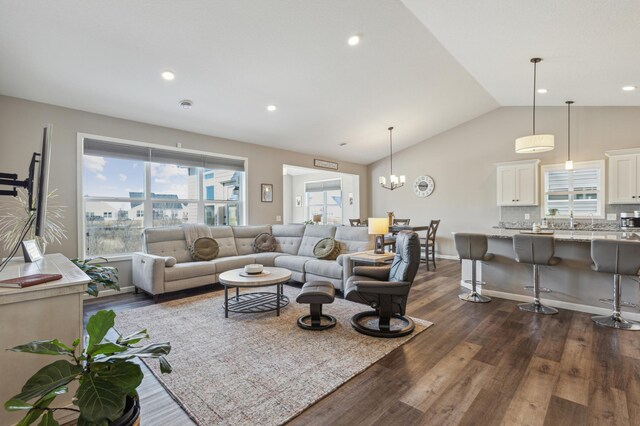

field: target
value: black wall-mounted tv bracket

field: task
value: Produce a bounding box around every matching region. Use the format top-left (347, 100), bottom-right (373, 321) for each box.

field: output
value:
top-left (0, 152), bottom-right (39, 210)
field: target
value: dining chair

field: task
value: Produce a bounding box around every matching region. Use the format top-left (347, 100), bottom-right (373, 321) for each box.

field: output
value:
top-left (349, 218), bottom-right (362, 226)
top-left (421, 219), bottom-right (440, 271)
top-left (393, 218), bottom-right (411, 226)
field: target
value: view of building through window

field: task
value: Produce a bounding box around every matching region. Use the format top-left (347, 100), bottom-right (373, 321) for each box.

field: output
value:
top-left (82, 145), bottom-right (244, 257)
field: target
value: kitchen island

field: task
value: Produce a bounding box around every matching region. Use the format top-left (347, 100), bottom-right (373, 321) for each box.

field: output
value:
top-left (458, 229), bottom-right (640, 320)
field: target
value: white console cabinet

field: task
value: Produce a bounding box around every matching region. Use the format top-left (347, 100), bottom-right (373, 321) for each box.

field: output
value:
top-left (607, 149), bottom-right (640, 204)
top-left (495, 159), bottom-right (540, 206)
top-left (0, 254), bottom-right (89, 426)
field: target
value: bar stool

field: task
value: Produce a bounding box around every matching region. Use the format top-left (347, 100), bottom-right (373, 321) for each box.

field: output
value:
top-left (454, 233), bottom-right (493, 303)
top-left (590, 239), bottom-right (640, 330)
top-left (513, 234), bottom-right (560, 315)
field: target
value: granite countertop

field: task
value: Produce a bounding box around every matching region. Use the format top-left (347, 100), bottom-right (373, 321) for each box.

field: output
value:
top-left (484, 228), bottom-right (640, 242)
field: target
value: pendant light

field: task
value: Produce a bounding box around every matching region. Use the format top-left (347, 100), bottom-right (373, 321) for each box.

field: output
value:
top-left (565, 101), bottom-right (574, 170)
top-left (378, 126), bottom-right (405, 190)
top-left (515, 58), bottom-right (554, 153)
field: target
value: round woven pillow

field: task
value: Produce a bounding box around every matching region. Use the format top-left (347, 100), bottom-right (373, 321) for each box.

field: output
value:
top-left (253, 233), bottom-right (277, 253)
top-left (189, 237), bottom-right (219, 261)
top-left (313, 237), bottom-right (340, 260)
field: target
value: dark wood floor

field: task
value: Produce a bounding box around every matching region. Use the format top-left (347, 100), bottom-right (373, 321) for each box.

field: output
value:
top-left (84, 260), bottom-right (640, 426)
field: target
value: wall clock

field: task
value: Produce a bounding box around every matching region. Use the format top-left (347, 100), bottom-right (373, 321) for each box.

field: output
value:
top-left (413, 175), bottom-right (435, 197)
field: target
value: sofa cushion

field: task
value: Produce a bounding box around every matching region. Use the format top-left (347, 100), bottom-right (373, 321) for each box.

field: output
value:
top-left (335, 226), bottom-right (374, 253)
top-left (232, 225), bottom-right (272, 255)
top-left (313, 237), bottom-right (340, 260)
top-left (144, 227), bottom-right (192, 263)
top-left (272, 224), bottom-right (306, 255)
top-left (210, 226), bottom-right (238, 258)
top-left (252, 252), bottom-right (287, 267)
top-left (253, 233), bottom-right (277, 253)
top-left (274, 255), bottom-right (309, 273)
top-left (189, 237), bottom-right (219, 261)
top-left (165, 261), bottom-right (216, 282)
top-left (211, 255), bottom-right (256, 274)
top-left (298, 225), bottom-right (337, 257)
top-left (304, 259), bottom-right (343, 280)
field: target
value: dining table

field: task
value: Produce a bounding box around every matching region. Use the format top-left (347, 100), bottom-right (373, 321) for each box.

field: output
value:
top-left (388, 224), bottom-right (431, 234)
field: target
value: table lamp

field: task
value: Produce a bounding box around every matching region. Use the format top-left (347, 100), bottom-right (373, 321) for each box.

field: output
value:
top-left (368, 217), bottom-right (389, 254)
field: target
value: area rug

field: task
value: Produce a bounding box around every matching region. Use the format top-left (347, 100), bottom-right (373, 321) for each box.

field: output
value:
top-left (115, 286), bottom-right (433, 426)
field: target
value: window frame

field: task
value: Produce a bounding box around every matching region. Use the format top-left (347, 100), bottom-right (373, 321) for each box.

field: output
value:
top-left (540, 160), bottom-right (606, 219)
top-left (77, 133), bottom-right (248, 260)
top-left (304, 178), bottom-right (343, 225)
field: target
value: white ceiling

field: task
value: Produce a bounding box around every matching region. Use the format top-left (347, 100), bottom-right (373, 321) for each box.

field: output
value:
top-left (1, 1), bottom-right (638, 165)
top-left (402, 0), bottom-right (640, 106)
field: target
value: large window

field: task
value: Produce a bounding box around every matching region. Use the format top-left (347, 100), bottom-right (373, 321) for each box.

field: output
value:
top-left (81, 137), bottom-right (245, 257)
top-left (542, 161), bottom-right (605, 218)
top-left (305, 179), bottom-right (342, 225)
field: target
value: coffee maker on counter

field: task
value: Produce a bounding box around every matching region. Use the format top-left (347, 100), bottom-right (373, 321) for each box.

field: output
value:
top-left (620, 211), bottom-right (640, 229)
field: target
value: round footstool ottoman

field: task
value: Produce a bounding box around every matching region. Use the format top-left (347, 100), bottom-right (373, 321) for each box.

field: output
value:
top-left (296, 281), bottom-right (336, 330)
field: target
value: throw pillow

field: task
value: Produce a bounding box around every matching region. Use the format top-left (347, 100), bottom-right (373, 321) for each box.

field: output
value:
top-left (163, 256), bottom-right (177, 267)
top-left (189, 237), bottom-right (219, 261)
top-left (253, 232), bottom-right (277, 253)
top-left (313, 237), bottom-right (340, 260)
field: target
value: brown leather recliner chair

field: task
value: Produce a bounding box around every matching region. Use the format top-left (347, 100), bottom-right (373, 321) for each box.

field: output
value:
top-left (344, 231), bottom-right (420, 338)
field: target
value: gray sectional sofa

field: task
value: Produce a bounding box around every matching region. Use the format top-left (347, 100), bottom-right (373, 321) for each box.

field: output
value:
top-left (132, 224), bottom-right (373, 300)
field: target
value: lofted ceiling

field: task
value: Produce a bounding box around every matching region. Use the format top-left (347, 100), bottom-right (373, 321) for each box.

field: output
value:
top-left (0, 1), bottom-right (638, 165)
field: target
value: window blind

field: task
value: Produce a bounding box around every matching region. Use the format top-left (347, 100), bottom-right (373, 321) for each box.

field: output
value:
top-left (305, 179), bottom-right (341, 193)
top-left (84, 139), bottom-right (245, 171)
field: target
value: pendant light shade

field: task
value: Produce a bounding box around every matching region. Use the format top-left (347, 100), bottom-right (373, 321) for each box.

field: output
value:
top-left (565, 100), bottom-right (574, 170)
top-left (516, 58), bottom-right (554, 153)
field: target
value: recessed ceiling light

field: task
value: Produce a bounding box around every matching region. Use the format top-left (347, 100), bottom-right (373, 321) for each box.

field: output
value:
top-left (622, 85), bottom-right (637, 92)
top-left (266, 105), bottom-right (277, 112)
top-left (179, 99), bottom-right (193, 109)
top-left (339, 142), bottom-right (348, 147)
top-left (347, 35), bottom-right (360, 46)
top-left (537, 88), bottom-right (548, 94)
top-left (161, 71), bottom-right (175, 81)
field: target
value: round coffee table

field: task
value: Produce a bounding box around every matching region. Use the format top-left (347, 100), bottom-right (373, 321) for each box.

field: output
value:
top-left (219, 267), bottom-right (292, 318)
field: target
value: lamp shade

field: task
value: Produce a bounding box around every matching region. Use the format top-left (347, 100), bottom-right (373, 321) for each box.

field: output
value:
top-left (515, 134), bottom-right (554, 153)
top-left (368, 217), bottom-right (389, 235)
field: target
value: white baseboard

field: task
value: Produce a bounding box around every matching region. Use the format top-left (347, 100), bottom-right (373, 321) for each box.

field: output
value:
top-left (436, 254), bottom-right (459, 260)
top-left (82, 286), bottom-right (134, 300)
top-left (459, 280), bottom-right (640, 321)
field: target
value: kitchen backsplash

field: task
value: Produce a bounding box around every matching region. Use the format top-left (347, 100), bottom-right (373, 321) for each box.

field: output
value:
top-left (498, 204), bottom-right (640, 230)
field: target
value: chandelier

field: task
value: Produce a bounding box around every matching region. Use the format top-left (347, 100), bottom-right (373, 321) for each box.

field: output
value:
top-left (379, 126), bottom-right (405, 190)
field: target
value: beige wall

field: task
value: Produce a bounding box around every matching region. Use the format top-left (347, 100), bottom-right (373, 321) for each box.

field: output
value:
top-left (0, 95), bottom-right (368, 270)
top-left (368, 106), bottom-right (640, 256)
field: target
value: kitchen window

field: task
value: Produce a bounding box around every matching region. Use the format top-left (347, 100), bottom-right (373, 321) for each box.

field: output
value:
top-left (541, 160), bottom-right (605, 219)
top-left (80, 135), bottom-right (246, 258)
top-left (305, 179), bottom-right (342, 225)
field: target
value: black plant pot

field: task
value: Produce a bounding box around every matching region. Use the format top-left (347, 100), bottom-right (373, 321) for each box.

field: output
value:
top-left (109, 395), bottom-right (141, 426)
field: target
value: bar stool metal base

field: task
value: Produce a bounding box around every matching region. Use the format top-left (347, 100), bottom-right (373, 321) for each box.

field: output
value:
top-left (459, 292), bottom-right (491, 303)
top-left (591, 313), bottom-right (640, 331)
top-left (518, 302), bottom-right (558, 315)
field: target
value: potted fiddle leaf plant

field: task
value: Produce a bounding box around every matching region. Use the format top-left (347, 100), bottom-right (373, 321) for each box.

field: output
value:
top-left (4, 310), bottom-right (171, 426)
top-left (70, 257), bottom-right (120, 297)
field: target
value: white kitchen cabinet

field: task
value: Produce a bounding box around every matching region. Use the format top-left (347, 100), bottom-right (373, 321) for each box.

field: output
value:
top-left (607, 150), bottom-right (640, 204)
top-left (496, 160), bottom-right (540, 206)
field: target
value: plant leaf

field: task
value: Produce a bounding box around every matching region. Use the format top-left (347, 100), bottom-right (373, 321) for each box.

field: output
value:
top-left (76, 415), bottom-right (108, 426)
top-left (12, 361), bottom-right (81, 402)
top-left (9, 339), bottom-right (74, 356)
top-left (158, 356), bottom-right (172, 374)
top-left (76, 374), bottom-right (126, 423)
top-left (116, 329), bottom-right (148, 346)
top-left (97, 343), bottom-right (170, 362)
top-left (95, 362), bottom-right (143, 394)
top-left (87, 342), bottom-right (128, 357)
top-left (14, 386), bottom-right (66, 426)
top-left (37, 411), bottom-right (59, 426)
top-left (4, 399), bottom-right (33, 411)
top-left (85, 310), bottom-right (116, 353)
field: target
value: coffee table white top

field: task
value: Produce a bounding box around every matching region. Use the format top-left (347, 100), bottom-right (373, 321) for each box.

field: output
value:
top-left (219, 267), bottom-right (292, 287)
